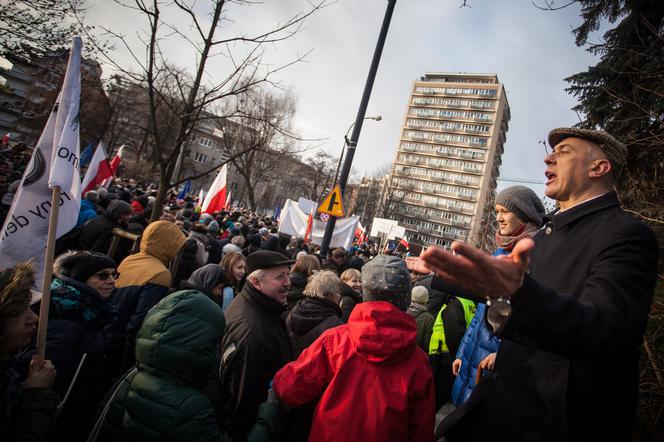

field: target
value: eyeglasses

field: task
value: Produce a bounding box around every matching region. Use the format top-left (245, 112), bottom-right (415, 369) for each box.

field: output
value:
top-left (94, 271), bottom-right (120, 281)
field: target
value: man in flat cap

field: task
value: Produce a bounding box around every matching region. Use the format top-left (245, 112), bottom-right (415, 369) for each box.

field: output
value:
top-left (216, 250), bottom-right (295, 441)
top-left (410, 128), bottom-right (658, 441)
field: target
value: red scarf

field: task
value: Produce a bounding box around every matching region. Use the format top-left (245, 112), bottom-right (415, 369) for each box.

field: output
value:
top-left (495, 223), bottom-right (538, 252)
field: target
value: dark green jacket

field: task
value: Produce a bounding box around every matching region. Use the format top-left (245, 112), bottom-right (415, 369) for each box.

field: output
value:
top-left (100, 290), bottom-right (226, 442)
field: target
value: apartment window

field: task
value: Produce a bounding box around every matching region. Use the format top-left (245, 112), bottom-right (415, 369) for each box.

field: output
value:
top-left (194, 153), bottom-right (209, 163)
top-left (199, 137), bottom-right (214, 147)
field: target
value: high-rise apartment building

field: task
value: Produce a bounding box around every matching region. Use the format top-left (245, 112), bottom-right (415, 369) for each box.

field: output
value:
top-left (388, 72), bottom-right (510, 250)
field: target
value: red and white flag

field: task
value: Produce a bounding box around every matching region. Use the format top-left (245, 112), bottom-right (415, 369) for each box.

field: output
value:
top-left (399, 235), bottom-right (409, 250)
top-left (354, 221), bottom-right (367, 244)
top-left (101, 145), bottom-right (123, 187)
top-left (201, 164), bottom-right (228, 214)
top-left (225, 190), bottom-right (232, 209)
top-left (81, 142), bottom-right (112, 194)
top-left (303, 207), bottom-right (314, 243)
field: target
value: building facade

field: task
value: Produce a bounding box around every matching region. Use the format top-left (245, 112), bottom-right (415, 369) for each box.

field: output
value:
top-left (388, 72), bottom-right (510, 250)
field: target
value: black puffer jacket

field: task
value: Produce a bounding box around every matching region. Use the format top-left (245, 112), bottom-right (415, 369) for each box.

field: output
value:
top-left (32, 276), bottom-right (111, 441)
top-left (338, 282), bottom-right (362, 323)
top-left (287, 272), bottom-right (308, 310)
top-left (79, 200), bottom-right (132, 256)
top-left (286, 297), bottom-right (343, 357)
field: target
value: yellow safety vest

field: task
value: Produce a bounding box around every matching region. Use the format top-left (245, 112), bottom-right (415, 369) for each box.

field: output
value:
top-left (428, 297), bottom-right (476, 355)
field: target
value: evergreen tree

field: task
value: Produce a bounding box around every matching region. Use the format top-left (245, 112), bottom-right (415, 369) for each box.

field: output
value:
top-left (565, 0), bottom-right (664, 222)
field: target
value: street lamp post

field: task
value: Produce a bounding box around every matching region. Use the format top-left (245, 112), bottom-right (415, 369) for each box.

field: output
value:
top-left (319, 0), bottom-right (397, 258)
top-left (331, 115), bottom-right (382, 189)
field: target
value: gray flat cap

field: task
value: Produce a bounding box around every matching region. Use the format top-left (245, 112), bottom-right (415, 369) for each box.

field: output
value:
top-left (548, 127), bottom-right (627, 177)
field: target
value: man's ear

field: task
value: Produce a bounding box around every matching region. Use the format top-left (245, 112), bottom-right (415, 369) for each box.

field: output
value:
top-left (589, 158), bottom-right (612, 178)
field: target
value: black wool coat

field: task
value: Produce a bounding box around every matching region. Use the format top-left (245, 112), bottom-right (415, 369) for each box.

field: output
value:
top-left (441, 192), bottom-right (659, 442)
top-left (217, 283), bottom-right (294, 442)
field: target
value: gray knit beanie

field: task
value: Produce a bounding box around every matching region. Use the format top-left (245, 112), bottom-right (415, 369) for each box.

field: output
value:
top-left (494, 185), bottom-right (545, 227)
top-left (362, 255), bottom-right (412, 312)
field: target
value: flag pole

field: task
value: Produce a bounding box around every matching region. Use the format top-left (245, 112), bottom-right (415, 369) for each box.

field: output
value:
top-left (36, 186), bottom-right (61, 363)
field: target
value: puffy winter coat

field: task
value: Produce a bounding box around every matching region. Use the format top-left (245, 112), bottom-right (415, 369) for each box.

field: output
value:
top-left (37, 276), bottom-right (112, 441)
top-left (107, 221), bottom-right (186, 376)
top-left (449, 249), bottom-right (504, 407)
top-left (450, 302), bottom-right (500, 406)
top-left (273, 301), bottom-right (435, 442)
top-left (286, 297), bottom-right (343, 357)
top-left (100, 290), bottom-right (225, 442)
top-left (76, 199), bottom-right (98, 228)
top-left (79, 200), bottom-right (131, 255)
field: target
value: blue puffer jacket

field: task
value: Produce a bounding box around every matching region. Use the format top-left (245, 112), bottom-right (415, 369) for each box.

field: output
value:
top-left (450, 249), bottom-right (505, 406)
top-left (76, 199), bottom-right (98, 228)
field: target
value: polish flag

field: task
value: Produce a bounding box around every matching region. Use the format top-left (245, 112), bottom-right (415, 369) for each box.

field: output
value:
top-left (101, 145), bottom-right (124, 187)
top-left (399, 235), bottom-right (409, 250)
top-left (225, 190), bottom-right (232, 209)
top-left (201, 164), bottom-right (228, 214)
top-left (81, 142), bottom-right (112, 194)
top-left (303, 208), bottom-right (314, 243)
top-left (354, 221), bottom-right (367, 244)
top-left (109, 145), bottom-right (124, 173)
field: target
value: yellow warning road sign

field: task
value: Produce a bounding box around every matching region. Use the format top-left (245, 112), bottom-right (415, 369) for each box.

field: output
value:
top-left (317, 185), bottom-right (345, 217)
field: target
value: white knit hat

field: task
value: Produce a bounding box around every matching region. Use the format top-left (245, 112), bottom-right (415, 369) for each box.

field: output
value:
top-left (411, 286), bottom-right (429, 305)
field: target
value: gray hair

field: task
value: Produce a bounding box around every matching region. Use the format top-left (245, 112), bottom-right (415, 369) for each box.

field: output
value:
top-left (231, 235), bottom-right (245, 247)
top-left (303, 271), bottom-right (340, 300)
top-left (247, 269), bottom-right (266, 285)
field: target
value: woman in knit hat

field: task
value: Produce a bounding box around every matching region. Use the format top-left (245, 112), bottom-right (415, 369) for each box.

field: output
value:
top-left (33, 251), bottom-right (118, 441)
top-left (0, 262), bottom-right (59, 441)
top-left (451, 185), bottom-right (545, 407)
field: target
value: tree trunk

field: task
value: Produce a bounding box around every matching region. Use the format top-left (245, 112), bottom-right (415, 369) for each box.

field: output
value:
top-left (150, 169), bottom-right (171, 222)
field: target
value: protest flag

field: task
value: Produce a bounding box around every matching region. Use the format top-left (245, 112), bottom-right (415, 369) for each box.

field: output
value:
top-left (201, 164), bottom-right (228, 214)
top-left (0, 38), bottom-right (82, 362)
top-left (177, 179), bottom-right (192, 200)
top-left (81, 142), bottom-right (112, 194)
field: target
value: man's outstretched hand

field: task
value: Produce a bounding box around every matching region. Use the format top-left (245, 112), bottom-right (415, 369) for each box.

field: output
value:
top-left (407, 238), bottom-right (534, 299)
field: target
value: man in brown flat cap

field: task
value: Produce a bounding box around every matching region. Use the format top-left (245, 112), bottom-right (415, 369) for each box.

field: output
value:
top-left (410, 128), bottom-right (658, 441)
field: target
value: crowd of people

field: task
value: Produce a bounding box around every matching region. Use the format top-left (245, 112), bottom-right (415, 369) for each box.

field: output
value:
top-left (0, 127), bottom-right (659, 442)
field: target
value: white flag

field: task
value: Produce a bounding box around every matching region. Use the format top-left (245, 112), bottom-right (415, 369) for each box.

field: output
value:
top-left (0, 38), bottom-right (82, 293)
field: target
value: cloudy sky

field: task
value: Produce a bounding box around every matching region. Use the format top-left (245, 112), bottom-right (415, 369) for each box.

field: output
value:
top-left (85, 0), bottom-right (603, 198)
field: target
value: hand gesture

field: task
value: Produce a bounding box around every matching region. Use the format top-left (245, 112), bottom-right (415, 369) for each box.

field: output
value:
top-left (23, 356), bottom-right (57, 390)
top-left (414, 238), bottom-right (534, 299)
top-left (452, 358), bottom-right (462, 376)
top-left (479, 353), bottom-right (497, 371)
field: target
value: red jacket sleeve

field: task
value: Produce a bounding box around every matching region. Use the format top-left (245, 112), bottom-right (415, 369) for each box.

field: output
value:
top-left (408, 353), bottom-right (436, 442)
top-left (272, 330), bottom-right (334, 409)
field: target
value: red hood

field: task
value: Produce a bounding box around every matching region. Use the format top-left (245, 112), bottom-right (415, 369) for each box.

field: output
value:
top-left (347, 301), bottom-right (417, 364)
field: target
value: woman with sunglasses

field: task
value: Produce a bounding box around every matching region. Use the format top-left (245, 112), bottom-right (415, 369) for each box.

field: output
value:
top-left (30, 251), bottom-right (118, 441)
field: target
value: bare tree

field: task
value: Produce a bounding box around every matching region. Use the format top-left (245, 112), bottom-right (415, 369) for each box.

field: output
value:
top-left (302, 150), bottom-right (336, 201)
top-left (218, 88), bottom-right (298, 210)
top-left (99, 0), bottom-right (327, 220)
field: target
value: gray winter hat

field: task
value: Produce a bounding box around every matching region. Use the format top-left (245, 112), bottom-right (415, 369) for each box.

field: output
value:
top-left (361, 255), bottom-right (412, 312)
top-left (495, 185), bottom-right (545, 227)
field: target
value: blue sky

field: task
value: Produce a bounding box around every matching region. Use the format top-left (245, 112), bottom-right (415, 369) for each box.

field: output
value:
top-left (87, 0), bottom-right (603, 198)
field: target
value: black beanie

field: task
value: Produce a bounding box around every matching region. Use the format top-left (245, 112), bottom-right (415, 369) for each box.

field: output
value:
top-left (54, 251), bottom-right (117, 283)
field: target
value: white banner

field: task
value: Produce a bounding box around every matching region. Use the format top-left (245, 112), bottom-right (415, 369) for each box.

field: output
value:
top-left (278, 199), bottom-right (359, 249)
top-left (389, 225), bottom-right (406, 240)
top-left (0, 37), bottom-right (82, 294)
top-left (370, 217), bottom-right (399, 238)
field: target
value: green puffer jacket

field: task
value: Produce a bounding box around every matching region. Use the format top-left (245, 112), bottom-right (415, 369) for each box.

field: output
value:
top-left (99, 290), bottom-right (226, 442)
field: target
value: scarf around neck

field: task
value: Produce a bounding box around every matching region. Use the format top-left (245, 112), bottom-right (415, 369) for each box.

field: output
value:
top-left (495, 222), bottom-right (539, 252)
